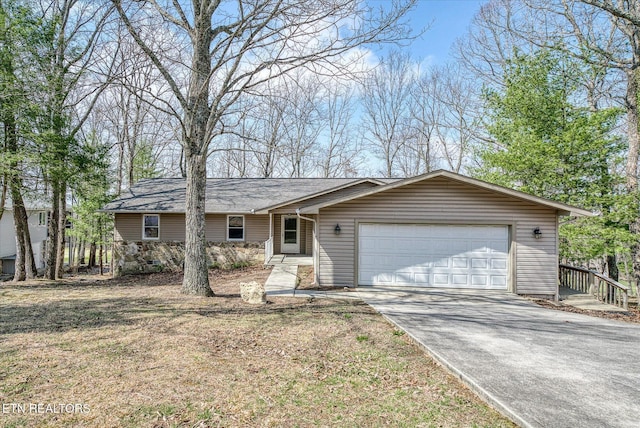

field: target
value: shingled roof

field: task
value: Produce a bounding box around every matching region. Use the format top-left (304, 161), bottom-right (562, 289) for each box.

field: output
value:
top-left (101, 178), bottom-right (382, 214)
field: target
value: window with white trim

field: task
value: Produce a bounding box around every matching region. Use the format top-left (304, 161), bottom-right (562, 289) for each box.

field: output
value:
top-left (143, 214), bottom-right (160, 240)
top-left (227, 215), bottom-right (244, 241)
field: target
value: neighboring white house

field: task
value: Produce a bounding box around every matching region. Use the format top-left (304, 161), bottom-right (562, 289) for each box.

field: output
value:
top-left (0, 199), bottom-right (49, 275)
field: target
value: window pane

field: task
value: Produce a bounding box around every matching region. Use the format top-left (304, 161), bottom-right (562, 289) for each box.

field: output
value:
top-left (284, 230), bottom-right (297, 243)
top-left (284, 218), bottom-right (297, 231)
top-left (229, 228), bottom-right (243, 240)
top-left (228, 216), bottom-right (243, 227)
top-left (144, 215), bottom-right (159, 227)
top-left (144, 227), bottom-right (159, 238)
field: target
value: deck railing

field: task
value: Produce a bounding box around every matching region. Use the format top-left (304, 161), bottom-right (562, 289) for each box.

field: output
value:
top-left (559, 264), bottom-right (629, 310)
top-left (264, 237), bottom-right (274, 265)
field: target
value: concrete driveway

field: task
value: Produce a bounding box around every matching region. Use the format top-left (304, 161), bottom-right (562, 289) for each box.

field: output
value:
top-left (354, 287), bottom-right (640, 428)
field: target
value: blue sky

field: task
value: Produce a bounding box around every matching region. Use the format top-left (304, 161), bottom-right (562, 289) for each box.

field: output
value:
top-left (402, 0), bottom-right (487, 64)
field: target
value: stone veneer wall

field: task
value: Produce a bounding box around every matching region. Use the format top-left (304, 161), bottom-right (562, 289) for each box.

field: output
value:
top-left (112, 241), bottom-right (264, 277)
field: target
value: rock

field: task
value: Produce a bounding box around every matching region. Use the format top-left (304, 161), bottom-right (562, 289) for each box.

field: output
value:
top-left (240, 281), bottom-right (266, 304)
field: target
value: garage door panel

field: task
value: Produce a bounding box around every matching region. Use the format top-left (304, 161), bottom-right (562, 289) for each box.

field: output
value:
top-left (375, 272), bottom-right (394, 284)
top-left (471, 275), bottom-right (488, 286)
top-left (359, 224), bottom-right (509, 290)
top-left (414, 273), bottom-right (430, 284)
top-left (433, 258), bottom-right (449, 267)
top-left (433, 274), bottom-right (449, 285)
top-left (452, 274), bottom-right (469, 285)
top-left (407, 257), bottom-right (427, 267)
top-left (472, 258), bottom-right (488, 269)
top-left (452, 258), bottom-right (468, 268)
top-left (492, 259), bottom-right (507, 269)
top-left (491, 241), bottom-right (509, 253)
top-left (491, 276), bottom-right (507, 287)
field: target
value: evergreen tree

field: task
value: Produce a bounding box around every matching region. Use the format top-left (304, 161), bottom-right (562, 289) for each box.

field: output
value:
top-left (66, 133), bottom-right (113, 273)
top-left (0, 0), bottom-right (44, 280)
top-left (476, 49), bottom-right (634, 275)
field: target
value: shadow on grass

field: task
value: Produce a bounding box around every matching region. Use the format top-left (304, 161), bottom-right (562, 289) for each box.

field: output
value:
top-left (0, 292), bottom-right (374, 336)
top-left (0, 272), bottom-right (183, 291)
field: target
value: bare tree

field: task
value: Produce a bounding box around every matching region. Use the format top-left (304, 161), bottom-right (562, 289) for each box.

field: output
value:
top-left (1, 1), bottom-right (43, 280)
top-left (113, 0), bottom-right (415, 295)
top-left (432, 63), bottom-right (483, 173)
top-left (35, 0), bottom-right (115, 280)
top-left (209, 134), bottom-right (252, 177)
top-left (318, 84), bottom-right (361, 177)
top-left (236, 92), bottom-right (287, 178)
top-left (361, 50), bottom-right (417, 177)
top-left (455, 0), bottom-right (542, 87)
top-left (405, 69), bottom-right (441, 175)
top-left (278, 75), bottom-right (323, 177)
top-left (91, 28), bottom-right (181, 193)
top-left (521, 0), bottom-right (639, 188)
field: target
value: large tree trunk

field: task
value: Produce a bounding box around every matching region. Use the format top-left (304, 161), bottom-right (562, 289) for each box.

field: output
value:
top-left (181, 152), bottom-right (212, 296)
top-left (607, 254), bottom-right (619, 281)
top-left (88, 242), bottom-right (96, 268)
top-left (55, 184), bottom-right (66, 279)
top-left (180, 9), bottom-right (213, 296)
top-left (74, 238), bottom-right (81, 265)
top-left (78, 239), bottom-right (86, 265)
top-left (625, 68), bottom-right (640, 288)
top-left (21, 208), bottom-right (36, 278)
top-left (8, 186), bottom-right (36, 280)
top-left (98, 216), bottom-right (104, 275)
top-left (68, 234), bottom-right (75, 267)
top-left (0, 178), bottom-right (7, 221)
top-left (10, 186), bottom-right (27, 282)
top-left (625, 68), bottom-right (639, 189)
top-left (4, 103), bottom-right (35, 280)
top-left (45, 182), bottom-right (60, 279)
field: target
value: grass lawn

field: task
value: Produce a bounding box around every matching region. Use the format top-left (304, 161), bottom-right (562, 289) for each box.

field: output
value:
top-left (0, 267), bottom-right (514, 427)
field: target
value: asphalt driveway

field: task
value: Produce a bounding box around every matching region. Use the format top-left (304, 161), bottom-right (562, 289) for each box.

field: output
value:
top-left (354, 287), bottom-right (640, 428)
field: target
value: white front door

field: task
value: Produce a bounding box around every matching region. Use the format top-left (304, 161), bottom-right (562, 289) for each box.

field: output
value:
top-left (281, 216), bottom-right (300, 254)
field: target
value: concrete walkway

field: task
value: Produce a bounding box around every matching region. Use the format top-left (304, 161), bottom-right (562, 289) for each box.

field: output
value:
top-left (264, 256), bottom-right (360, 299)
top-left (264, 255), bottom-right (317, 297)
top-left (559, 286), bottom-right (628, 312)
top-left (353, 286), bottom-right (640, 428)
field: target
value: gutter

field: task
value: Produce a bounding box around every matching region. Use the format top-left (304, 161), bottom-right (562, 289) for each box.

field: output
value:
top-left (295, 208), bottom-right (317, 286)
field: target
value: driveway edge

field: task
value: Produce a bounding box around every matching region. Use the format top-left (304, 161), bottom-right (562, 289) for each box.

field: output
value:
top-left (373, 309), bottom-right (531, 428)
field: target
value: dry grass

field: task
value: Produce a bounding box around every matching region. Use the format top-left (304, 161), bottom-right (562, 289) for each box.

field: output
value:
top-left (0, 267), bottom-right (513, 427)
top-left (534, 297), bottom-right (640, 323)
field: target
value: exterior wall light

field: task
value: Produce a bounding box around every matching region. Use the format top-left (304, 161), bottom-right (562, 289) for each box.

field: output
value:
top-left (334, 224), bottom-right (341, 235)
top-left (533, 227), bottom-right (542, 239)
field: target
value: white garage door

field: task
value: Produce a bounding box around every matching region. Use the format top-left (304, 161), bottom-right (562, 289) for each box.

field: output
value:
top-left (358, 224), bottom-right (509, 289)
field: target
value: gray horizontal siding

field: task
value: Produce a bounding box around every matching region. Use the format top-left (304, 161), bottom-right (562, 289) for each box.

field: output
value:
top-left (114, 213), bottom-right (269, 243)
top-left (317, 177), bottom-right (559, 295)
top-left (205, 214), bottom-right (226, 241)
top-left (205, 214), bottom-right (270, 242)
top-left (305, 220), bottom-right (313, 255)
top-left (246, 215), bottom-right (270, 242)
top-left (161, 214), bottom-right (185, 241)
top-left (115, 213), bottom-right (142, 241)
top-left (272, 182), bottom-right (379, 214)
